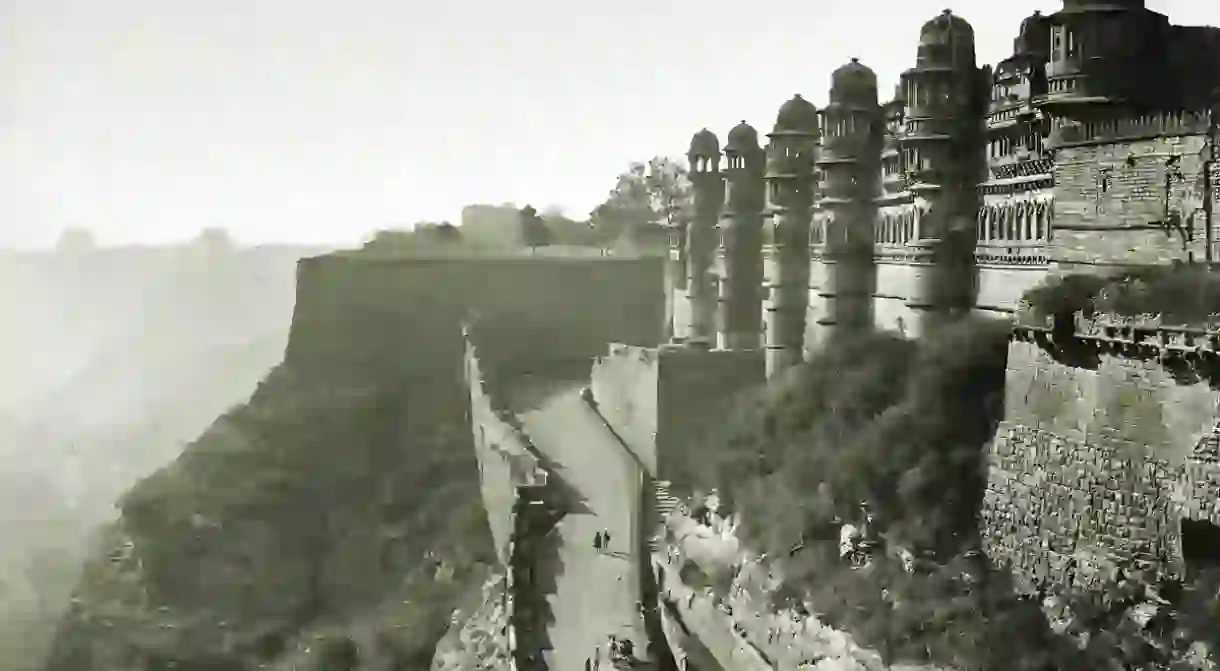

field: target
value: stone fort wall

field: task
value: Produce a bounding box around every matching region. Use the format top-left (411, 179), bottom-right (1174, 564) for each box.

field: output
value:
top-left (591, 343), bottom-right (765, 483)
top-left (464, 333), bottom-right (543, 566)
top-left (982, 330), bottom-right (1220, 595)
top-left (1053, 130), bottom-right (1218, 272)
top-left (287, 253), bottom-right (665, 376)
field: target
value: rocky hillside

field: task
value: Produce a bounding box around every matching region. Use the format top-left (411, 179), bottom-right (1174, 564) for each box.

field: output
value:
top-left (38, 251), bottom-right (664, 670)
top-left (0, 244), bottom-right (326, 671)
top-left (42, 357), bottom-right (496, 670)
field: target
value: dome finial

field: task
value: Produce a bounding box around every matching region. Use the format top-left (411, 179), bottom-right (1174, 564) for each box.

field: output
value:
top-left (851, 57), bottom-right (859, 63)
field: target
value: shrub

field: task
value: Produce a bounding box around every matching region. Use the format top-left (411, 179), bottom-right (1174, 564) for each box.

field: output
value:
top-left (682, 317), bottom-right (1107, 669)
top-left (1023, 264), bottom-right (1220, 326)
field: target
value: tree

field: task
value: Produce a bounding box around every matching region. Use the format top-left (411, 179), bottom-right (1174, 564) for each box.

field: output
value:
top-left (519, 205), bottom-right (552, 251)
top-left (415, 221), bottom-right (463, 243)
top-left (591, 156), bottom-right (693, 245)
top-left (54, 227), bottom-right (96, 254)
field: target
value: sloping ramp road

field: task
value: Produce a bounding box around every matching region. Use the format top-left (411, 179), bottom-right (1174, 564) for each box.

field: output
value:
top-left (520, 387), bottom-right (649, 671)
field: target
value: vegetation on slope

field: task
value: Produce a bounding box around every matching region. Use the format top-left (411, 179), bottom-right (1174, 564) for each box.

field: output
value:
top-left (0, 244), bottom-right (316, 671)
top-left (680, 316), bottom-right (1214, 670)
top-left (43, 360), bottom-right (496, 670)
top-left (1024, 264), bottom-right (1220, 325)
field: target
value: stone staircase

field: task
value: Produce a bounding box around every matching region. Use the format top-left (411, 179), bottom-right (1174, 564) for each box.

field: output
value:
top-left (649, 480), bottom-right (682, 553)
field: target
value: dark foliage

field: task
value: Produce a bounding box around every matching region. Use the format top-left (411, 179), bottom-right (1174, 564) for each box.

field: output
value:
top-left (1022, 274), bottom-right (1111, 319)
top-left (1023, 264), bottom-right (1220, 325)
top-left (363, 221), bottom-right (465, 252)
top-left (45, 364), bottom-right (496, 670)
top-left (519, 206), bottom-right (553, 250)
top-left (677, 316), bottom-right (1201, 669)
top-left (676, 309), bottom-right (1220, 668)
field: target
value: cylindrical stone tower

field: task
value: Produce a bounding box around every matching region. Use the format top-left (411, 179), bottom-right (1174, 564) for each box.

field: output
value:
top-left (717, 121), bottom-right (767, 351)
top-left (764, 95), bottom-right (820, 377)
top-left (664, 212), bottom-right (689, 343)
top-left (900, 9), bottom-right (985, 333)
top-left (817, 58), bottom-right (883, 339)
top-left (686, 128), bottom-right (724, 347)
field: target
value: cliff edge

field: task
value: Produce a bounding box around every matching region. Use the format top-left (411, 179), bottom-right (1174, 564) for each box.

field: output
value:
top-left (41, 251), bottom-right (665, 670)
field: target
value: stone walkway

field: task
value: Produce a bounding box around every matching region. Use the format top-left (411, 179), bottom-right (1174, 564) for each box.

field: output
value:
top-left (520, 388), bottom-right (648, 671)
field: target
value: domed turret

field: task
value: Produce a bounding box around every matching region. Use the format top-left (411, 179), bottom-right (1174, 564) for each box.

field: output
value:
top-left (1062, 0), bottom-right (1144, 7)
top-left (688, 128), bottom-right (720, 158)
top-left (920, 9), bottom-right (974, 46)
top-left (726, 121), bottom-right (760, 153)
top-left (773, 94), bottom-right (819, 134)
top-left (916, 9), bottom-right (976, 70)
top-left (830, 58), bottom-right (879, 107)
top-left (1013, 10), bottom-right (1049, 57)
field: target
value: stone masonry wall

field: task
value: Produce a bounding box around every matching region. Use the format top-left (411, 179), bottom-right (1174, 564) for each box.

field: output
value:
top-left (656, 346), bottom-right (766, 486)
top-left (982, 337), bottom-right (1220, 595)
top-left (872, 261), bottom-right (920, 338)
top-left (1052, 135), bottom-right (1217, 272)
top-left (287, 254), bottom-right (666, 377)
top-left (975, 264), bottom-right (1048, 314)
top-left (590, 344), bottom-right (661, 474)
top-left (590, 344), bottom-right (765, 486)
top-left (465, 334), bottom-right (544, 566)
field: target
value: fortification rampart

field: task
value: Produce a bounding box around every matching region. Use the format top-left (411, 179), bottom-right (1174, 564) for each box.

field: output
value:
top-left (983, 314), bottom-right (1220, 595)
top-left (1053, 133), bottom-right (1216, 272)
top-left (464, 333), bottom-right (546, 566)
top-left (591, 343), bottom-right (765, 483)
top-left (590, 345), bottom-right (662, 474)
top-left (286, 254), bottom-right (665, 377)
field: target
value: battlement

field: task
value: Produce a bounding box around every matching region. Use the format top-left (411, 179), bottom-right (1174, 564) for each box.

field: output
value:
top-left (1049, 109), bottom-right (1212, 148)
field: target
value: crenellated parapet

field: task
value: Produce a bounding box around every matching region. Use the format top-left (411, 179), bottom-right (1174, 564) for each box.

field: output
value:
top-left (1049, 109), bottom-right (1213, 148)
top-left (985, 311), bottom-right (1220, 597)
top-left (463, 328), bottom-right (570, 671)
top-left (1011, 310), bottom-right (1220, 358)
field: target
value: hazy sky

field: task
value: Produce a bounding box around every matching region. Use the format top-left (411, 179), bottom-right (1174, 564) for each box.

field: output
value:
top-left (2, 0), bottom-right (1217, 249)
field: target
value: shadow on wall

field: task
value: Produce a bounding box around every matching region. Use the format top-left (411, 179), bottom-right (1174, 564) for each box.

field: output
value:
top-left (285, 255), bottom-right (667, 378)
top-left (511, 486), bottom-right (568, 671)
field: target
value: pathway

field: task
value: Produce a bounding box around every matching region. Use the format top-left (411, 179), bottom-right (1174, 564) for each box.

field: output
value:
top-left (520, 387), bottom-right (648, 671)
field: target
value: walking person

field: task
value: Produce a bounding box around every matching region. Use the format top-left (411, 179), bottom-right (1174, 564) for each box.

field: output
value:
top-left (603, 528), bottom-right (611, 551)
top-left (594, 531), bottom-right (603, 553)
